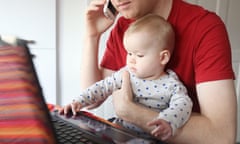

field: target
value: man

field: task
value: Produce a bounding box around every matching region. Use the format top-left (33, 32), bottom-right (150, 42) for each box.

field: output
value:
top-left (77, 0), bottom-right (237, 143)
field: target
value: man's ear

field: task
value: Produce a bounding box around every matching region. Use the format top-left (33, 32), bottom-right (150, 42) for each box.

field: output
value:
top-left (159, 50), bottom-right (171, 65)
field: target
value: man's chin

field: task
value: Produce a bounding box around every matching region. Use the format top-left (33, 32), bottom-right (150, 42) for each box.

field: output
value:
top-left (121, 13), bottom-right (137, 19)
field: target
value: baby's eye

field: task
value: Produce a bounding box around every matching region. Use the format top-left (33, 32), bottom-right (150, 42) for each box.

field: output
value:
top-left (137, 54), bottom-right (144, 58)
top-left (128, 52), bottom-right (132, 56)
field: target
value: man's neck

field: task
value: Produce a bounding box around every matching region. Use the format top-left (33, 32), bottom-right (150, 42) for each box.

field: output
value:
top-left (152, 0), bottom-right (173, 20)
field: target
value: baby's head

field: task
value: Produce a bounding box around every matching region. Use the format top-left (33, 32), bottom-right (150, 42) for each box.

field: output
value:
top-left (123, 14), bottom-right (175, 79)
top-left (124, 13), bottom-right (175, 55)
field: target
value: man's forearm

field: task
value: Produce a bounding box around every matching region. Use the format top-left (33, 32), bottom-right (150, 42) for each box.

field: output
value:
top-left (116, 101), bottom-right (159, 133)
top-left (169, 113), bottom-right (236, 144)
top-left (120, 103), bottom-right (216, 143)
top-left (119, 102), bottom-right (236, 144)
top-left (81, 35), bottom-right (102, 88)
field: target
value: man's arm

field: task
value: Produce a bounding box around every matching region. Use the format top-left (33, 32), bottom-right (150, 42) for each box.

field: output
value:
top-left (81, 35), bottom-right (102, 89)
top-left (170, 80), bottom-right (237, 144)
top-left (111, 71), bottom-right (162, 131)
top-left (81, 0), bottom-right (115, 89)
top-left (112, 72), bottom-right (237, 144)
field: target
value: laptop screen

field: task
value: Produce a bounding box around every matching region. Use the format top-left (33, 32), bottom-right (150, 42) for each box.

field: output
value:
top-left (0, 38), bottom-right (57, 143)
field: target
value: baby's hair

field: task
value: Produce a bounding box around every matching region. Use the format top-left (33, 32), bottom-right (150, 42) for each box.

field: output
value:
top-left (124, 14), bottom-right (175, 53)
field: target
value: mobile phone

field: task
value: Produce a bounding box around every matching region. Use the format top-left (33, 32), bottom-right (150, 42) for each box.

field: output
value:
top-left (103, 0), bottom-right (117, 20)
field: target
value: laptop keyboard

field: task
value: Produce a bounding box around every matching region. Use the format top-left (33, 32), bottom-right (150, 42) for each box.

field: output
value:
top-left (51, 115), bottom-right (99, 144)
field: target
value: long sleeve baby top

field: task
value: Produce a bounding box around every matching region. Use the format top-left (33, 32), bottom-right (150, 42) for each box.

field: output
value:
top-left (74, 67), bottom-right (192, 135)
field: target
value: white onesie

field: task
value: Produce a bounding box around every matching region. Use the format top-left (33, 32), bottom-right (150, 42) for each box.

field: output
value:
top-left (75, 67), bottom-right (192, 136)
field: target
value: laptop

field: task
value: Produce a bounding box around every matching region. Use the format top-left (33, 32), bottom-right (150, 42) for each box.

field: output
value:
top-left (0, 36), bottom-right (164, 144)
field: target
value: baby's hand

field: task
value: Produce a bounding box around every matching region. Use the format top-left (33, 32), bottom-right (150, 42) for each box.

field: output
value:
top-left (59, 100), bottom-right (82, 116)
top-left (147, 119), bottom-right (172, 141)
top-left (70, 100), bottom-right (83, 116)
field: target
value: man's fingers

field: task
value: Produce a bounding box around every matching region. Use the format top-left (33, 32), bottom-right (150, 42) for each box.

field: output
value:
top-left (121, 71), bottom-right (131, 91)
top-left (120, 71), bottom-right (133, 101)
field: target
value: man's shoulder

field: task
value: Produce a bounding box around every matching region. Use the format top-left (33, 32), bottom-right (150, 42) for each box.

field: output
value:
top-left (174, 0), bottom-right (222, 23)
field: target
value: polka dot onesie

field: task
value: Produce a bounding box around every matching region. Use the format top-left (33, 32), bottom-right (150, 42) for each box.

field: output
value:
top-left (74, 67), bottom-right (192, 136)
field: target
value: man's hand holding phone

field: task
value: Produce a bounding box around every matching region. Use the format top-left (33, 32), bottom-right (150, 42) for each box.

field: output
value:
top-left (85, 0), bottom-right (117, 37)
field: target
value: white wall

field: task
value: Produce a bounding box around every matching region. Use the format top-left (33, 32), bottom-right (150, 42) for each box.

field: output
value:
top-left (57, 0), bottom-right (85, 106)
top-left (0, 0), bottom-right (57, 104)
top-left (57, 0), bottom-right (115, 118)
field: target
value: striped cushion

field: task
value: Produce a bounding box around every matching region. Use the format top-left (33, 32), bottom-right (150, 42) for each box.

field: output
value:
top-left (0, 45), bottom-right (56, 144)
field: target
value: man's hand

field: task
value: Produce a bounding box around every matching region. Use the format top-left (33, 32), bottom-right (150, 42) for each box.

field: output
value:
top-left (112, 71), bottom-right (161, 134)
top-left (85, 0), bottom-right (115, 37)
top-left (112, 71), bottom-right (133, 118)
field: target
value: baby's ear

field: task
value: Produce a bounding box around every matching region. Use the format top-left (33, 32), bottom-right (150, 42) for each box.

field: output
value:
top-left (159, 50), bottom-right (171, 65)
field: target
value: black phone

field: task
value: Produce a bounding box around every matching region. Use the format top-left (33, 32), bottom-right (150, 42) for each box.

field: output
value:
top-left (103, 0), bottom-right (117, 20)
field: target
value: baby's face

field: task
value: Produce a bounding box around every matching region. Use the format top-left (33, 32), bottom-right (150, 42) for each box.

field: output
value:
top-left (124, 32), bottom-right (165, 80)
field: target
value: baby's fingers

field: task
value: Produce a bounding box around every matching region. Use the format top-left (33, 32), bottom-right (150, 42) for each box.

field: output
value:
top-left (62, 104), bottom-right (72, 115)
top-left (71, 103), bottom-right (78, 116)
top-left (160, 130), bottom-right (172, 141)
top-left (147, 118), bottom-right (163, 126)
top-left (151, 125), bottom-right (164, 136)
top-left (58, 107), bottom-right (64, 115)
top-left (71, 102), bottom-right (82, 116)
top-left (151, 124), bottom-right (172, 141)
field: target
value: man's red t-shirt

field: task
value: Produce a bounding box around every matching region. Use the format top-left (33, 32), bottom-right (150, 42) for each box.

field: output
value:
top-left (100, 0), bottom-right (235, 112)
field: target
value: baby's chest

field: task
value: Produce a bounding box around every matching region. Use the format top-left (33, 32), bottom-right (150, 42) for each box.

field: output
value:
top-left (131, 80), bottom-right (173, 107)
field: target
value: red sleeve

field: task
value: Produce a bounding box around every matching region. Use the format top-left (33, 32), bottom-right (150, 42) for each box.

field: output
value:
top-left (167, 0), bottom-right (235, 112)
top-left (194, 12), bottom-right (235, 83)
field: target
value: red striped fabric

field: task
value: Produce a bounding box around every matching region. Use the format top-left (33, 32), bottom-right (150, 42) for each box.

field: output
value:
top-left (0, 45), bottom-right (56, 144)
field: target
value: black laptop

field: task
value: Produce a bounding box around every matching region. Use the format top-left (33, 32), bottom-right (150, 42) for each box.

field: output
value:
top-left (0, 36), bottom-right (164, 144)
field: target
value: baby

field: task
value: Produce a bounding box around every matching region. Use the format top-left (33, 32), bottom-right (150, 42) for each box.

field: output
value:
top-left (60, 14), bottom-right (192, 141)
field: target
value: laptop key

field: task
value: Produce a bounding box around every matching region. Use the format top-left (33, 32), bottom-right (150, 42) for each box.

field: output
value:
top-left (51, 114), bottom-right (99, 144)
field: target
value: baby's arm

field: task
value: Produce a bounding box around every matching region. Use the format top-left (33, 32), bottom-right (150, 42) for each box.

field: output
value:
top-left (59, 68), bottom-right (124, 116)
top-left (74, 69), bottom-right (123, 107)
top-left (153, 73), bottom-right (193, 138)
top-left (147, 119), bottom-right (172, 141)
